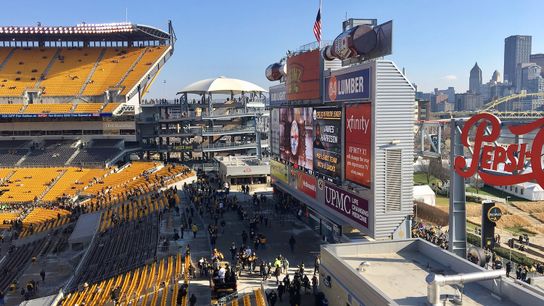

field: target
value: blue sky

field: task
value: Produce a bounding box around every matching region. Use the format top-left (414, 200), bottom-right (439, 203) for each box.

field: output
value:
top-left (3, 0), bottom-right (543, 97)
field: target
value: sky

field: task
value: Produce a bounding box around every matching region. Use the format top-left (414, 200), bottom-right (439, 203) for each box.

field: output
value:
top-left (3, 0), bottom-right (543, 97)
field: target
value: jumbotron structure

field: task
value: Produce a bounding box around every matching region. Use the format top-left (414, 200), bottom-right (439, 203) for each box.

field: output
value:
top-left (0, 22), bottom-right (175, 168)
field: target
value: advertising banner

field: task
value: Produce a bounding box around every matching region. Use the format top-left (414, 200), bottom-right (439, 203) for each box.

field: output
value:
top-left (0, 113), bottom-right (107, 119)
top-left (345, 103), bottom-right (372, 188)
top-left (313, 108), bottom-right (342, 180)
top-left (270, 108), bottom-right (280, 155)
top-left (286, 50), bottom-right (321, 101)
top-left (454, 113), bottom-right (544, 189)
top-left (324, 67), bottom-right (371, 102)
top-left (297, 170), bottom-right (317, 199)
top-left (279, 107), bottom-right (314, 170)
top-left (270, 160), bottom-right (288, 184)
top-left (269, 84), bottom-right (287, 107)
top-left (323, 181), bottom-right (369, 229)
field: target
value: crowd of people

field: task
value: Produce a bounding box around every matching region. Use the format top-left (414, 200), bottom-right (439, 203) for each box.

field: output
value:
top-left (411, 222), bottom-right (449, 250)
top-left (183, 170), bottom-right (327, 306)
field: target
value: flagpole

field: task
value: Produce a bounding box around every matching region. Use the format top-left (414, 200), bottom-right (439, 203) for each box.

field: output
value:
top-left (319, 0), bottom-right (323, 49)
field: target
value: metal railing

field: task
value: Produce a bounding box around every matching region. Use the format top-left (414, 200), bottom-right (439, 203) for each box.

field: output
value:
top-left (201, 126), bottom-right (255, 135)
top-left (203, 108), bottom-right (262, 119)
top-left (200, 140), bottom-right (268, 151)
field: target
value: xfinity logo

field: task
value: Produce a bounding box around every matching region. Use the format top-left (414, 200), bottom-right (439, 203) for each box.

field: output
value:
top-left (347, 115), bottom-right (370, 133)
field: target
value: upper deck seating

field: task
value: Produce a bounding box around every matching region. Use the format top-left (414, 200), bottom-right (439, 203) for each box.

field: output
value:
top-left (0, 48), bottom-right (57, 97)
top-left (40, 48), bottom-right (101, 96)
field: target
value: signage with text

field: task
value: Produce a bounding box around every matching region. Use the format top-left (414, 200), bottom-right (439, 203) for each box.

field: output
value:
top-left (324, 68), bottom-right (371, 102)
top-left (297, 170), bottom-right (317, 199)
top-left (313, 108), bottom-right (342, 180)
top-left (454, 113), bottom-right (544, 189)
top-left (270, 160), bottom-right (288, 184)
top-left (269, 84), bottom-right (287, 106)
top-left (322, 182), bottom-right (369, 229)
top-left (286, 50), bottom-right (321, 101)
top-left (345, 103), bottom-right (372, 188)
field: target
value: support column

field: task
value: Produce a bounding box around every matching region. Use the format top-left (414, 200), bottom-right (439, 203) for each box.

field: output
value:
top-left (448, 119), bottom-right (467, 258)
top-left (255, 115), bottom-right (262, 159)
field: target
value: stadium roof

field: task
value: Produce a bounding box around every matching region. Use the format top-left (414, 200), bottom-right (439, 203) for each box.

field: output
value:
top-left (0, 22), bottom-right (171, 42)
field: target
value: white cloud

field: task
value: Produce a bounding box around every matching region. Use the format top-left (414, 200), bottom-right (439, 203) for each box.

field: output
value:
top-left (441, 75), bottom-right (457, 81)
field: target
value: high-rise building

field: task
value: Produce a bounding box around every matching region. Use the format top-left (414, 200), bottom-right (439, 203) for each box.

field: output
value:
top-left (455, 93), bottom-right (483, 111)
top-left (491, 70), bottom-right (502, 84)
top-left (469, 62), bottom-right (482, 94)
top-left (530, 54), bottom-right (544, 77)
top-left (504, 35), bottom-right (532, 91)
top-left (521, 63), bottom-right (542, 92)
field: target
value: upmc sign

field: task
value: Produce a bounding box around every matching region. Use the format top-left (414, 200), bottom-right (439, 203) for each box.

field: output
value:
top-left (322, 182), bottom-right (369, 229)
top-left (454, 113), bottom-right (544, 188)
top-left (324, 68), bottom-right (371, 102)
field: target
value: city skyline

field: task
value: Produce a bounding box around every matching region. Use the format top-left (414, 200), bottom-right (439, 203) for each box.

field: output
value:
top-left (0, 0), bottom-right (542, 97)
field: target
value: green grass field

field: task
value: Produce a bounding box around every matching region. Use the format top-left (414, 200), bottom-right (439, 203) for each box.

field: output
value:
top-left (414, 172), bottom-right (441, 186)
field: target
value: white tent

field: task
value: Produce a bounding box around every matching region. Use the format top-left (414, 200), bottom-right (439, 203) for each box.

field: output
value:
top-left (413, 185), bottom-right (436, 206)
top-left (177, 76), bottom-right (267, 94)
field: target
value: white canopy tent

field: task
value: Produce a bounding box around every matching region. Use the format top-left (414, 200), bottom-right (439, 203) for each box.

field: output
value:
top-left (413, 185), bottom-right (436, 206)
top-left (177, 76), bottom-right (267, 94)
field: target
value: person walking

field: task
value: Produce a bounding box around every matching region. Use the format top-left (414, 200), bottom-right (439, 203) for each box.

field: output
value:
top-left (506, 261), bottom-right (512, 278)
top-left (268, 290), bottom-right (278, 306)
top-left (180, 223), bottom-right (185, 239)
top-left (277, 283), bottom-right (285, 302)
top-left (191, 224), bottom-right (198, 238)
top-left (230, 242), bottom-right (237, 261)
top-left (289, 235), bottom-right (296, 253)
top-left (242, 230), bottom-right (248, 245)
top-left (189, 293), bottom-right (197, 306)
top-left (40, 269), bottom-right (46, 282)
top-left (314, 255), bottom-right (320, 274)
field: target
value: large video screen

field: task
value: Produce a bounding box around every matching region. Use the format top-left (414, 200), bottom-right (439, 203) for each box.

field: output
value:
top-left (313, 108), bottom-right (342, 180)
top-left (286, 49), bottom-right (321, 101)
top-left (279, 107), bottom-right (314, 170)
top-left (345, 103), bottom-right (372, 188)
top-left (270, 108), bottom-right (280, 155)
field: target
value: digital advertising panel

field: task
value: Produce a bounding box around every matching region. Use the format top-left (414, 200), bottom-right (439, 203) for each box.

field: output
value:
top-left (279, 107), bottom-right (314, 170)
top-left (312, 108), bottom-right (342, 180)
top-left (270, 159), bottom-right (288, 184)
top-left (322, 181), bottom-right (369, 229)
top-left (269, 84), bottom-right (287, 107)
top-left (345, 103), bottom-right (372, 188)
top-left (286, 49), bottom-right (321, 101)
top-left (324, 67), bottom-right (371, 102)
top-left (270, 108), bottom-right (280, 155)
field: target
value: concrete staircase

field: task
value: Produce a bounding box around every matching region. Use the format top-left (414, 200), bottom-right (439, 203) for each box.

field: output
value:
top-left (34, 48), bottom-right (61, 88)
top-left (38, 169), bottom-right (66, 201)
top-left (78, 48), bottom-right (106, 97)
top-left (0, 48), bottom-right (15, 71)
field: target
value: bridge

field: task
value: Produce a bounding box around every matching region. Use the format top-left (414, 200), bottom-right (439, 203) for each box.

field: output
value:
top-left (435, 92), bottom-right (544, 119)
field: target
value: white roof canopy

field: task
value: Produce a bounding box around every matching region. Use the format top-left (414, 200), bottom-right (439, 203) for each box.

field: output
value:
top-left (177, 76), bottom-right (267, 94)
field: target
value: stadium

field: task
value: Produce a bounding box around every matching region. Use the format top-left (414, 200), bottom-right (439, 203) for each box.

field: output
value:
top-left (1, 7), bottom-right (543, 306)
top-left (0, 21), bottom-right (223, 306)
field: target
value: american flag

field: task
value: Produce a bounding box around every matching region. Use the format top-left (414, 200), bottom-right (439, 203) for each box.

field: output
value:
top-left (313, 8), bottom-right (321, 43)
